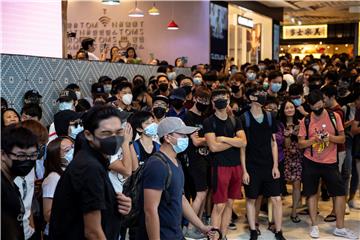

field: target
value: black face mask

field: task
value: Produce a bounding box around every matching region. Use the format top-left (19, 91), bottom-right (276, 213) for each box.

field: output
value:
top-left (96, 135), bottom-right (124, 155)
top-left (153, 107), bottom-right (167, 119)
top-left (214, 99), bottom-right (228, 110)
top-left (182, 86), bottom-right (192, 95)
top-left (253, 94), bottom-right (267, 106)
top-left (11, 159), bottom-right (35, 177)
top-left (312, 107), bottom-right (324, 116)
top-left (158, 83), bottom-right (169, 92)
top-left (171, 99), bottom-right (184, 110)
top-left (231, 85), bottom-right (240, 94)
top-left (196, 102), bottom-right (209, 112)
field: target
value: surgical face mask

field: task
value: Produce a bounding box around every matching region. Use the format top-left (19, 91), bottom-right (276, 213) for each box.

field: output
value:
top-left (292, 98), bottom-right (302, 107)
top-left (144, 123), bottom-right (158, 137)
top-left (70, 125), bottom-right (84, 139)
top-left (214, 99), bottom-right (228, 110)
top-left (96, 135), bottom-right (124, 156)
top-left (64, 148), bottom-right (74, 162)
top-left (271, 83), bottom-right (282, 93)
top-left (167, 72), bottom-right (176, 81)
top-left (246, 72), bottom-right (256, 81)
top-left (59, 101), bottom-right (73, 111)
top-left (291, 68), bottom-right (300, 76)
top-left (10, 159), bottom-right (35, 177)
top-left (193, 77), bottom-right (202, 85)
top-left (153, 107), bottom-right (167, 119)
top-left (104, 84), bottom-right (112, 94)
top-left (122, 93), bottom-right (133, 105)
top-left (170, 136), bottom-right (189, 154)
top-left (75, 91), bottom-right (81, 100)
top-left (258, 65), bottom-right (266, 71)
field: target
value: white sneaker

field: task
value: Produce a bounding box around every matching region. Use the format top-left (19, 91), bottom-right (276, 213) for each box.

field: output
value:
top-left (333, 228), bottom-right (358, 239)
top-left (310, 226), bottom-right (320, 238)
top-left (348, 200), bottom-right (360, 209)
top-left (345, 204), bottom-right (351, 215)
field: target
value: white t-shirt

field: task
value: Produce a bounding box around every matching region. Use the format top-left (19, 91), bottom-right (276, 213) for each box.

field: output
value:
top-left (88, 52), bottom-right (99, 61)
top-left (14, 168), bottom-right (35, 240)
top-left (42, 172), bottom-right (61, 235)
top-left (108, 148), bottom-right (126, 193)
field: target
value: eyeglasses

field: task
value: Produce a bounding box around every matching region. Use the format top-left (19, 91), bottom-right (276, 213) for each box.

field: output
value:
top-left (69, 120), bottom-right (83, 128)
top-left (8, 152), bottom-right (38, 161)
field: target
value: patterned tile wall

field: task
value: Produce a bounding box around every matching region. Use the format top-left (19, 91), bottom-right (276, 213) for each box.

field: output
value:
top-left (1, 54), bottom-right (191, 126)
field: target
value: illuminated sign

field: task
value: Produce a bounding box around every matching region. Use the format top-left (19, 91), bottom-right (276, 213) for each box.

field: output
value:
top-left (283, 24), bottom-right (327, 39)
top-left (237, 15), bottom-right (253, 28)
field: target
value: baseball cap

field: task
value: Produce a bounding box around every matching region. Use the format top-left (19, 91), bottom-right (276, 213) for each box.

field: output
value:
top-left (57, 89), bottom-right (77, 102)
top-left (24, 90), bottom-right (42, 104)
top-left (169, 88), bottom-right (186, 101)
top-left (157, 117), bottom-right (198, 138)
top-left (91, 83), bottom-right (105, 94)
top-left (153, 95), bottom-right (169, 105)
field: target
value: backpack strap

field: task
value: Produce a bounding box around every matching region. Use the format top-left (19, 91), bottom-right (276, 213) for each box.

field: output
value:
top-left (133, 140), bottom-right (141, 163)
top-left (304, 114), bottom-right (312, 156)
top-left (345, 104), bottom-right (350, 122)
top-left (152, 151), bottom-right (173, 205)
top-left (328, 111), bottom-right (338, 136)
top-left (154, 142), bottom-right (161, 152)
top-left (265, 111), bottom-right (272, 127)
top-left (244, 111), bottom-right (250, 128)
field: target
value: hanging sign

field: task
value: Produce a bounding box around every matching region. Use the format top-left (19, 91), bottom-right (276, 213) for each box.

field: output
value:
top-left (237, 16), bottom-right (253, 28)
top-left (283, 24), bottom-right (327, 39)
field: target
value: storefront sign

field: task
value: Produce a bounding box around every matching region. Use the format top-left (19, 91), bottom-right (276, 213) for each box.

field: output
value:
top-left (210, 2), bottom-right (228, 67)
top-left (237, 16), bottom-right (253, 28)
top-left (283, 24), bottom-right (327, 39)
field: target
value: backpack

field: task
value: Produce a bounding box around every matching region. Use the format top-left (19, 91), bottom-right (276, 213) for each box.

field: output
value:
top-left (243, 110), bottom-right (273, 129)
top-left (121, 151), bottom-right (172, 228)
top-left (133, 139), bottom-right (160, 165)
top-left (304, 110), bottom-right (338, 157)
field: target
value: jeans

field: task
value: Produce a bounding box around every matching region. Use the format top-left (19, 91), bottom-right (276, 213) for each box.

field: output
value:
top-left (342, 137), bottom-right (353, 196)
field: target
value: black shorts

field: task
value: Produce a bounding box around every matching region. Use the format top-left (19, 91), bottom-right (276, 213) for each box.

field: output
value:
top-left (189, 159), bottom-right (209, 192)
top-left (302, 158), bottom-right (345, 197)
top-left (244, 167), bottom-right (281, 199)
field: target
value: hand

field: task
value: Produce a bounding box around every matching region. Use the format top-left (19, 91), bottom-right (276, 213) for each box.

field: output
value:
top-left (117, 193), bottom-right (131, 215)
top-left (272, 167), bottom-right (280, 179)
top-left (322, 133), bottom-right (330, 144)
top-left (310, 135), bottom-right (322, 144)
top-left (243, 171), bottom-right (250, 185)
top-left (123, 123), bottom-right (133, 143)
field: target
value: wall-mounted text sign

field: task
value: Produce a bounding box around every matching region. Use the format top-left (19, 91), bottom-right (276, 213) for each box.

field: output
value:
top-left (283, 24), bottom-right (327, 39)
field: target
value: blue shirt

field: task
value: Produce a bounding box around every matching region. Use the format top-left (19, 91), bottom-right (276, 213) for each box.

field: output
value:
top-left (136, 152), bottom-right (184, 240)
top-left (166, 107), bottom-right (187, 120)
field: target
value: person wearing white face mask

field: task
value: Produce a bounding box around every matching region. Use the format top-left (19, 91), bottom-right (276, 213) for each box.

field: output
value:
top-left (42, 137), bottom-right (74, 239)
top-left (65, 83), bottom-right (82, 101)
top-left (98, 76), bottom-right (113, 98)
top-left (114, 81), bottom-right (134, 112)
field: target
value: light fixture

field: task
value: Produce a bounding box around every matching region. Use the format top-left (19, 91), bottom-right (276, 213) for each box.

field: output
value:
top-left (102, 0), bottom-right (120, 5)
top-left (345, 44), bottom-right (348, 47)
top-left (319, 41), bottom-right (322, 45)
top-left (327, 46), bottom-right (330, 49)
top-left (167, 1), bottom-right (179, 30)
top-left (148, 2), bottom-right (160, 16)
top-left (129, 0), bottom-right (144, 18)
top-left (288, 45), bottom-right (291, 48)
top-left (335, 47), bottom-right (339, 50)
top-left (297, 20), bottom-right (302, 25)
top-left (291, 17), bottom-right (295, 23)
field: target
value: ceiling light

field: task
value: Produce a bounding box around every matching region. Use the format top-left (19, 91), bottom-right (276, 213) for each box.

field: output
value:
top-left (345, 44), bottom-right (348, 47)
top-left (327, 46), bottom-right (330, 49)
top-left (102, 0), bottom-right (120, 5)
top-left (288, 45), bottom-right (291, 48)
top-left (291, 17), bottom-right (295, 23)
top-left (148, 3), bottom-right (160, 16)
top-left (167, 20), bottom-right (179, 30)
top-left (335, 47), bottom-right (339, 50)
top-left (319, 41), bottom-right (322, 45)
top-left (129, 1), bottom-right (144, 17)
top-left (297, 20), bottom-right (302, 25)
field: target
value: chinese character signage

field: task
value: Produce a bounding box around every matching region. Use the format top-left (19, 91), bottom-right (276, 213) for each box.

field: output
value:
top-left (283, 25), bottom-right (327, 39)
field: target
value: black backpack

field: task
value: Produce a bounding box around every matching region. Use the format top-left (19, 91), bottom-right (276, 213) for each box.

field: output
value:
top-left (121, 151), bottom-right (172, 228)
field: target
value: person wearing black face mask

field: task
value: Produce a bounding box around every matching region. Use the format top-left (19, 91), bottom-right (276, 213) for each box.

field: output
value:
top-left (49, 106), bottom-right (132, 240)
top-left (182, 87), bottom-right (212, 238)
top-left (230, 72), bottom-right (248, 116)
top-left (152, 95), bottom-right (169, 123)
top-left (2, 126), bottom-right (39, 240)
top-left (179, 77), bottom-right (195, 110)
top-left (167, 88), bottom-right (187, 120)
top-left (152, 74), bottom-right (171, 98)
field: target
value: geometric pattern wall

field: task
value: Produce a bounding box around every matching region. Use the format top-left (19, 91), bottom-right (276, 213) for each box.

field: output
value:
top-left (1, 54), bottom-right (191, 126)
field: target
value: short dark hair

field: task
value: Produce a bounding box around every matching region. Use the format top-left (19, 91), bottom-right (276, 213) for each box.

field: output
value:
top-left (21, 104), bottom-right (42, 120)
top-left (245, 82), bottom-right (261, 99)
top-left (114, 81), bottom-right (132, 94)
top-left (81, 38), bottom-right (95, 51)
top-left (66, 83), bottom-right (80, 91)
top-left (307, 89), bottom-right (324, 106)
top-left (98, 76), bottom-right (112, 84)
top-left (83, 106), bottom-right (122, 134)
top-left (268, 70), bottom-right (283, 81)
top-left (130, 111), bottom-right (154, 133)
top-left (1, 125), bottom-right (38, 154)
top-left (324, 71), bottom-right (338, 85)
top-left (157, 65), bottom-right (168, 74)
top-left (194, 86), bottom-right (211, 99)
top-left (288, 83), bottom-right (303, 96)
top-left (211, 87), bottom-right (230, 100)
top-left (321, 84), bottom-right (337, 98)
top-left (75, 99), bottom-right (91, 113)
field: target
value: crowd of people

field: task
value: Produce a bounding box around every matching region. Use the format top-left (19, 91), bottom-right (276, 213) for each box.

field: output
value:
top-left (1, 51), bottom-right (360, 240)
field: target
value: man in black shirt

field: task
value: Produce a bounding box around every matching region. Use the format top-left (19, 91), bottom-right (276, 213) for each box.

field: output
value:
top-left (203, 87), bottom-right (247, 239)
top-left (1, 126), bottom-right (39, 240)
top-left (183, 87), bottom-right (211, 238)
top-left (241, 83), bottom-right (285, 240)
top-left (49, 106), bottom-right (131, 240)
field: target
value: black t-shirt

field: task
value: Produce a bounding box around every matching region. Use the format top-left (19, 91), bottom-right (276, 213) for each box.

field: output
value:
top-left (203, 114), bottom-right (243, 166)
top-left (1, 172), bottom-right (25, 240)
top-left (183, 111), bottom-right (209, 166)
top-left (240, 110), bottom-right (277, 169)
top-left (49, 141), bottom-right (122, 240)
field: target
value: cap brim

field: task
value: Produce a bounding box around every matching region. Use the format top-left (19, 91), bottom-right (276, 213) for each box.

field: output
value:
top-left (174, 126), bottom-right (198, 135)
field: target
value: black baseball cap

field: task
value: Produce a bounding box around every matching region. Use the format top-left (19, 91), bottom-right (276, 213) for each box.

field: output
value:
top-left (91, 83), bottom-right (105, 94)
top-left (57, 89), bottom-right (77, 102)
top-left (24, 90), bottom-right (42, 104)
